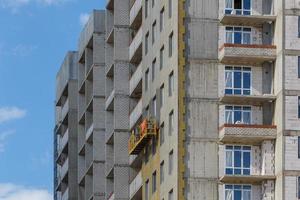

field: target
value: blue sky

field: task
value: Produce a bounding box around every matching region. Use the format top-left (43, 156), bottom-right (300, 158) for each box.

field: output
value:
top-left (0, 0), bottom-right (105, 199)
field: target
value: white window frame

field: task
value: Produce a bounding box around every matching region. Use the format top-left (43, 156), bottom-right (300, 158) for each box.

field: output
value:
top-left (225, 0), bottom-right (252, 15)
top-left (225, 26), bottom-right (252, 45)
top-left (224, 184), bottom-right (252, 200)
top-left (225, 105), bottom-right (252, 125)
top-left (225, 145), bottom-right (251, 176)
top-left (225, 66), bottom-right (252, 95)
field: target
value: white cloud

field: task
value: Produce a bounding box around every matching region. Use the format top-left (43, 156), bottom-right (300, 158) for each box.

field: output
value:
top-left (79, 13), bottom-right (90, 27)
top-left (0, 107), bottom-right (26, 124)
top-left (11, 44), bottom-right (38, 57)
top-left (0, 183), bottom-right (52, 200)
top-left (0, 130), bottom-right (15, 153)
top-left (0, 0), bottom-right (72, 9)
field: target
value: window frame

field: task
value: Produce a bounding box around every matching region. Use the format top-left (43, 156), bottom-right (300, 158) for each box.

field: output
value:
top-left (160, 161), bottom-right (164, 183)
top-left (145, 68), bottom-right (149, 91)
top-left (225, 105), bottom-right (252, 125)
top-left (160, 122), bottom-right (165, 145)
top-left (169, 110), bottom-right (174, 136)
top-left (225, 0), bottom-right (252, 15)
top-left (160, 7), bottom-right (165, 32)
top-left (225, 26), bottom-right (252, 45)
top-left (160, 84), bottom-right (165, 108)
top-left (152, 171), bottom-right (157, 193)
top-left (169, 71), bottom-right (174, 96)
top-left (169, 150), bottom-right (173, 175)
top-left (160, 46), bottom-right (164, 70)
top-left (225, 145), bottom-right (251, 176)
top-left (225, 66), bottom-right (252, 95)
top-left (224, 184), bottom-right (252, 200)
top-left (152, 21), bottom-right (157, 44)
top-left (298, 96), bottom-right (300, 119)
top-left (298, 136), bottom-right (300, 159)
top-left (169, 31), bottom-right (174, 57)
top-left (152, 58), bottom-right (156, 81)
top-left (153, 96), bottom-right (157, 117)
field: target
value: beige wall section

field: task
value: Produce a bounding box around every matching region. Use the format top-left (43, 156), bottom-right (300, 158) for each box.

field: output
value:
top-left (284, 176), bottom-right (298, 200)
top-left (285, 16), bottom-right (300, 50)
top-left (285, 96), bottom-right (300, 130)
top-left (284, 136), bottom-right (300, 170)
top-left (285, 56), bottom-right (300, 90)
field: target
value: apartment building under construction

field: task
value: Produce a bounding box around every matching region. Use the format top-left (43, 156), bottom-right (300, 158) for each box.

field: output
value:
top-left (54, 0), bottom-right (300, 199)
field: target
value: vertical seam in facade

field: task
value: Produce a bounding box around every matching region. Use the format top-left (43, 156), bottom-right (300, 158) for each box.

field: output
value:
top-left (178, 0), bottom-right (186, 199)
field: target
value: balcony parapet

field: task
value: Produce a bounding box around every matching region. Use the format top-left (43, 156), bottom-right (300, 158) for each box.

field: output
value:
top-left (220, 14), bottom-right (276, 26)
top-left (219, 43), bottom-right (276, 65)
top-left (219, 94), bottom-right (276, 106)
top-left (130, 171), bottom-right (143, 199)
top-left (129, 28), bottom-right (142, 64)
top-left (129, 118), bottom-right (159, 155)
top-left (220, 174), bottom-right (276, 184)
top-left (219, 124), bottom-right (277, 145)
top-left (130, 0), bottom-right (142, 29)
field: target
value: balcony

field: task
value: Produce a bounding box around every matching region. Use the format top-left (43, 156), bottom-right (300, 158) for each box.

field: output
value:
top-left (130, 171), bottom-right (143, 199)
top-left (129, 118), bottom-right (159, 155)
top-left (62, 188), bottom-right (69, 200)
top-left (61, 158), bottom-right (69, 180)
top-left (58, 129), bottom-right (69, 154)
top-left (106, 0), bottom-right (114, 10)
top-left (219, 94), bottom-right (276, 106)
top-left (61, 99), bottom-right (69, 120)
top-left (106, 89), bottom-right (115, 111)
top-left (129, 100), bottom-right (142, 129)
top-left (220, 14), bottom-right (276, 26)
top-left (130, 63), bottom-right (142, 97)
top-left (129, 28), bottom-right (142, 64)
top-left (219, 44), bottom-right (276, 65)
top-left (130, 0), bottom-right (142, 29)
top-left (220, 174), bottom-right (276, 184)
top-left (86, 123), bottom-right (94, 143)
top-left (219, 124), bottom-right (277, 145)
top-left (106, 27), bottom-right (114, 44)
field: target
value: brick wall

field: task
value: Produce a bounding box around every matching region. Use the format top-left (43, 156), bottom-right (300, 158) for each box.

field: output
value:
top-left (285, 136), bottom-right (300, 170)
top-left (285, 96), bottom-right (300, 130)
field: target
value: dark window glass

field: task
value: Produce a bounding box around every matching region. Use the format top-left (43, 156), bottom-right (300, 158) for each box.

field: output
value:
top-left (298, 97), bottom-right (300, 118)
top-left (298, 136), bottom-right (300, 159)
top-left (234, 0), bottom-right (242, 9)
top-left (244, 0), bottom-right (251, 9)
top-left (234, 32), bottom-right (242, 44)
top-left (298, 16), bottom-right (300, 38)
top-left (234, 72), bottom-right (242, 88)
top-left (298, 56), bottom-right (300, 78)
top-left (298, 177), bottom-right (300, 198)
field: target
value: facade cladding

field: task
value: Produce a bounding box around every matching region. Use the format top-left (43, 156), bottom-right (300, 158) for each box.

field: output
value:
top-left (54, 0), bottom-right (300, 199)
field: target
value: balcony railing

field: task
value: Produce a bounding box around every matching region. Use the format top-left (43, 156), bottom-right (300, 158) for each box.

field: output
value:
top-left (219, 124), bottom-right (277, 144)
top-left (58, 129), bottom-right (69, 154)
top-left (129, 28), bottom-right (142, 63)
top-left (219, 44), bottom-right (276, 65)
top-left (106, 89), bottom-right (115, 111)
top-left (61, 98), bottom-right (69, 120)
top-left (61, 158), bottom-right (69, 180)
top-left (130, 63), bottom-right (142, 97)
top-left (130, 171), bottom-right (143, 199)
top-left (129, 118), bottom-right (159, 155)
top-left (62, 188), bottom-right (69, 200)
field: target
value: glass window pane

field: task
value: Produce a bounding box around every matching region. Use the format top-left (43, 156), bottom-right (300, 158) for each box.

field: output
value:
top-left (243, 152), bottom-right (251, 168)
top-left (226, 0), bottom-right (233, 9)
top-left (225, 190), bottom-right (233, 200)
top-left (243, 112), bottom-right (251, 124)
top-left (234, 0), bottom-right (242, 9)
top-left (226, 89), bottom-right (233, 94)
top-left (243, 33), bottom-right (251, 44)
top-left (234, 72), bottom-right (242, 88)
top-left (226, 151), bottom-right (233, 167)
top-left (225, 71), bottom-right (233, 87)
top-left (243, 0), bottom-right (251, 9)
top-left (226, 32), bottom-right (233, 43)
top-left (234, 151), bottom-right (242, 167)
top-left (243, 72), bottom-right (251, 89)
top-left (234, 190), bottom-right (242, 200)
top-left (243, 190), bottom-right (251, 200)
top-left (234, 32), bottom-right (242, 44)
top-left (234, 111), bottom-right (242, 123)
top-left (226, 111), bottom-right (233, 124)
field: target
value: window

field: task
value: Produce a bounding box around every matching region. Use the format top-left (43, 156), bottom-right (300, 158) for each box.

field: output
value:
top-left (145, 69), bottom-right (149, 91)
top-left (152, 0), bottom-right (155, 7)
top-left (145, 0), bottom-right (149, 18)
top-left (225, 185), bottom-right (251, 200)
top-left (153, 96), bottom-right (157, 117)
top-left (226, 27), bottom-right (251, 44)
top-left (225, 66), bottom-right (251, 95)
top-left (145, 180), bottom-right (149, 200)
top-left (298, 176), bottom-right (300, 198)
top-left (152, 137), bottom-right (157, 155)
top-left (160, 84), bottom-right (165, 108)
top-left (169, 32), bottom-right (173, 57)
top-left (160, 161), bottom-right (164, 183)
top-left (225, 0), bottom-right (251, 15)
top-left (168, 0), bottom-right (172, 18)
top-left (298, 96), bottom-right (300, 118)
top-left (145, 144), bottom-right (150, 163)
top-left (160, 122), bottom-right (165, 145)
top-left (152, 21), bottom-right (157, 44)
top-left (169, 110), bottom-right (174, 135)
top-left (160, 46), bottom-right (164, 69)
top-left (145, 32), bottom-right (149, 54)
top-left (298, 136), bottom-right (300, 159)
top-left (168, 189), bottom-right (174, 200)
top-left (225, 106), bottom-right (251, 124)
top-left (225, 145), bottom-right (251, 175)
top-left (160, 7), bottom-right (165, 31)
top-left (152, 59), bottom-right (156, 81)
top-left (152, 171), bottom-right (157, 193)
top-left (169, 150), bottom-right (173, 175)
top-left (298, 16), bottom-right (300, 38)
top-left (298, 56), bottom-right (300, 78)
top-left (169, 72), bottom-right (174, 96)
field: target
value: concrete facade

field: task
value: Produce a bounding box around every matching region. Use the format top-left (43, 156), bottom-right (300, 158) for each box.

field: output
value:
top-left (54, 0), bottom-right (300, 200)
